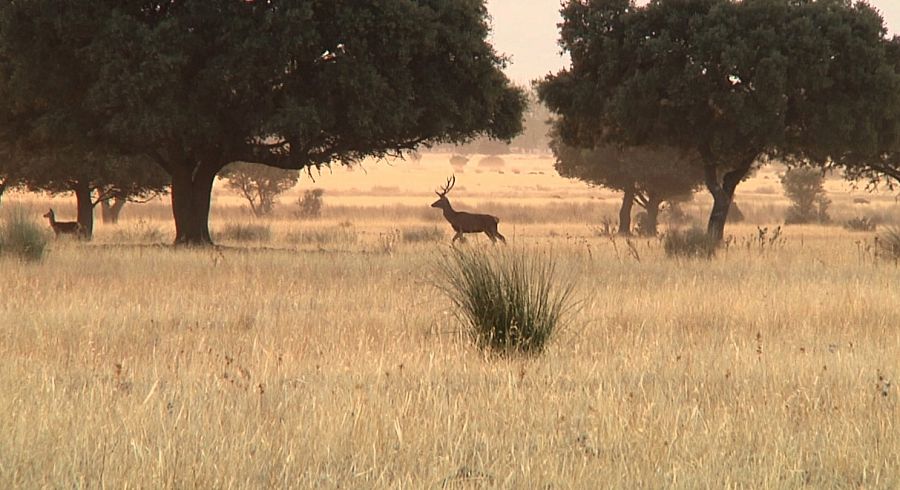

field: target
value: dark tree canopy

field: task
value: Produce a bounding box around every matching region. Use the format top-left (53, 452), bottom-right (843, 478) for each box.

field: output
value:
top-left (538, 0), bottom-right (900, 240)
top-left (0, 0), bottom-right (526, 245)
top-left (550, 124), bottom-right (702, 235)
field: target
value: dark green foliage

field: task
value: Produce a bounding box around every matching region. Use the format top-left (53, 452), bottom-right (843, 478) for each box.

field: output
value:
top-left (538, 0), bottom-right (900, 240)
top-left (219, 163), bottom-right (299, 217)
top-left (781, 168), bottom-right (831, 224)
top-left (664, 227), bottom-right (717, 259)
top-left (0, 208), bottom-right (48, 262)
top-left (0, 1), bottom-right (526, 245)
top-left (216, 223), bottom-right (272, 243)
top-left (436, 247), bottom-right (577, 355)
top-left (297, 189), bottom-right (325, 220)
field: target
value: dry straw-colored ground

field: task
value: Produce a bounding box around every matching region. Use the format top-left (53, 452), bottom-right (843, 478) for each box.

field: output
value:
top-left (1, 154), bottom-right (898, 488)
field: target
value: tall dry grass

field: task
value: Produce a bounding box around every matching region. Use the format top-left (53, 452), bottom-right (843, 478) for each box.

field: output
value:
top-left (1, 155), bottom-right (898, 487)
top-left (1, 224), bottom-right (898, 488)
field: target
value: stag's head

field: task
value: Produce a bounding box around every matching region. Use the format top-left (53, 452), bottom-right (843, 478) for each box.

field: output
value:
top-left (42, 209), bottom-right (54, 219)
top-left (431, 175), bottom-right (456, 209)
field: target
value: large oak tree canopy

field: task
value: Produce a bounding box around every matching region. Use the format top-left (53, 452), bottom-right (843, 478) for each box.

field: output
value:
top-left (0, 1), bottom-right (526, 244)
top-left (538, 0), bottom-right (900, 240)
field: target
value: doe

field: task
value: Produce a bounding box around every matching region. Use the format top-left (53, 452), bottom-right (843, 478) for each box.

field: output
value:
top-left (43, 209), bottom-right (81, 237)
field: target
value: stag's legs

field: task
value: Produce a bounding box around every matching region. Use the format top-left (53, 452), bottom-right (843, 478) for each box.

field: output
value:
top-left (451, 231), bottom-right (466, 243)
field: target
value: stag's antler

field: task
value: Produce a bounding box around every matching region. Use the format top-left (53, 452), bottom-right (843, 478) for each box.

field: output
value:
top-left (436, 175), bottom-right (456, 197)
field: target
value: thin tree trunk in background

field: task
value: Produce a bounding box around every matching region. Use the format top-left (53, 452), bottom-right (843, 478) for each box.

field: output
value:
top-left (705, 160), bottom-right (753, 241)
top-left (641, 194), bottom-right (661, 236)
top-left (618, 186), bottom-right (635, 235)
top-left (101, 197), bottom-right (127, 224)
top-left (72, 180), bottom-right (94, 240)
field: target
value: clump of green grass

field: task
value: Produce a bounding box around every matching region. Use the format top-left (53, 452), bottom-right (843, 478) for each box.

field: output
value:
top-left (435, 246), bottom-right (577, 355)
top-left (664, 227), bottom-right (717, 259)
top-left (401, 226), bottom-right (444, 243)
top-left (216, 223), bottom-right (272, 243)
top-left (0, 208), bottom-right (49, 262)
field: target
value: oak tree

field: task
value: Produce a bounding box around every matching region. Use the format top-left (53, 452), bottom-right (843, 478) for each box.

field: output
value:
top-left (538, 0), bottom-right (900, 241)
top-left (0, 1), bottom-right (525, 245)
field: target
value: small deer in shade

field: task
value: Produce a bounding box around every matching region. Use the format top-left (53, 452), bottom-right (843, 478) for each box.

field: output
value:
top-left (43, 209), bottom-right (81, 237)
top-left (431, 176), bottom-right (506, 243)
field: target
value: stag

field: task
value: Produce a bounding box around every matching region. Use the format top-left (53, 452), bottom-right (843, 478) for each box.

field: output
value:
top-left (43, 209), bottom-right (81, 237)
top-left (431, 176), bottom-right (506, 243)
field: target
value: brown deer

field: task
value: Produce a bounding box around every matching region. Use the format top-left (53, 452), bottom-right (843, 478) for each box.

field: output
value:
top-left (43, 209), bottom-right (81, 237)
top-left (431, 176), bottom-right (506, 243)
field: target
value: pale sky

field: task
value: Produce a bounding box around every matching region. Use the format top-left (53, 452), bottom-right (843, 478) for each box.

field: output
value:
top-left (486, 0), bottom-right (900, 85)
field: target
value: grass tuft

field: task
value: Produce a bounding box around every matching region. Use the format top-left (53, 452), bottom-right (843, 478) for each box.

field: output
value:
top-left (664, 227), bottom-right (717, 259)
top-left (216, 223), bottom-right (272, 243)
top-left (401, 226), bottom-right (444, 243)
top-left (876, 226), bottom-right (900, 262)
top-left (435, 246), bottom-right (577, 355)
top-left (0, 207), bottom-right (49, 262)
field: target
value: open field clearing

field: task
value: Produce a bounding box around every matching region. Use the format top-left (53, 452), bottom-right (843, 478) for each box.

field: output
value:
top-left (1, 155), bottom-right (899, 488)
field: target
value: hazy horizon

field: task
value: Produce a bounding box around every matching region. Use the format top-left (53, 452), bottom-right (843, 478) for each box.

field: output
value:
top-left (487, 0), bottom-right (900, 85)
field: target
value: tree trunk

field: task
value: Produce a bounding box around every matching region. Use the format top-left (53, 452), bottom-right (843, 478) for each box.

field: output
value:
top-left (641, 194), bottom-right (662, 237)
top-left (171, 165), bottom-right (217, 246)
top-left (705, 161), bottom-right (753, 241)
top-left (101, 197), bottom-right (127, 224)
top-left (618, 186), bottom-right (635, 235)
top-left (72, 180), bottom-right (94, 240)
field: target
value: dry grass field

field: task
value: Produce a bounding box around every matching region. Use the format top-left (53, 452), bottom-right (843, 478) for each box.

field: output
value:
top-left (1, 154), bottom-right (899, 488)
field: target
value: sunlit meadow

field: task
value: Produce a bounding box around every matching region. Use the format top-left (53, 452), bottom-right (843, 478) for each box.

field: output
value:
top-left (1, 154), bottom-right (898, 488)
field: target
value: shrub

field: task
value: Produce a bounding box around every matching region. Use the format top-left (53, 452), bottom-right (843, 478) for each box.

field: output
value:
top-left (435, 247), bottom-right (577, 355)
top-left (401, 226), bottom-right (444, 243)
top-left (216, 223), bottom-right (272, 243)
top-left (297, 189), bottom-right (325, 219)
top-left (0, 208), bottom-right (49, 261)
top-left (664, 227), bottom-right (717, 259)
top-left (781, 167), bottom-right (831, 224)
top-left (218, 162), bottom-right (300, 217)
top-left (478, 155), bottom-right (506, 169)
top-left (449, 155), bottom-right (469, 172)
top-left (844, 216), bottom-right (877, 232)
top-left (876, 226), bottom-right (900, 262)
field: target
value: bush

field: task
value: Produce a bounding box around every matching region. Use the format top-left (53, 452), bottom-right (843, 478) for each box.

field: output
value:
top-left (449, 155), bottom-right (469, 172)
top-left (435, 247), bottom-right (577, 355)
top-left (664, 227), bottom-right (717, 259)
top-left (0, 208), bottom-right (49, 261)
top-left (216, 223), bottom-right (272, 243)
top-left (401, 226), bottom-right (444, 243)
top-left (844, 216), bottom-right (877, 232)
top-left (781, 167), bottom-right (831, 224)
top-left (297, 189), bottom-right (325, 219)
top-left (876, 226), bottom-right (900, 262)
top-left (477, 155), bottom-right (506, 169)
